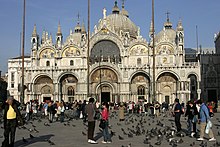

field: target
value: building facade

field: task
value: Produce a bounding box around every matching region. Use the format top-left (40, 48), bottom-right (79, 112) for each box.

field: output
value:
top-left (8, 2), bottom-right (201, 104)
top-left (0, 70), bottom-right (8, 101)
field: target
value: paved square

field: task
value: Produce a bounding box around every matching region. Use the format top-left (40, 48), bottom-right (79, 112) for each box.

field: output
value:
top-left (1, 110), bottom-right (220, 147)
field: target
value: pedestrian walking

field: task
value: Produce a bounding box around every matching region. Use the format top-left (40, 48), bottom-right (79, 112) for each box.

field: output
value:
top-left (173, 98), bottom-right (182, 133)
top-left (197, 99), bottom-right (216, 141)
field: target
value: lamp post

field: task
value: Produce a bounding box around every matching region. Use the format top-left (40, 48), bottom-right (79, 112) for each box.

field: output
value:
top-left (152, 0), bottom-right (156, 102)
top-left (21, 0), bottom-right (26, 105)
top-left (86, 0), bottom-right (90, 98)
top-left (99, 49), bottom-right (102, 102)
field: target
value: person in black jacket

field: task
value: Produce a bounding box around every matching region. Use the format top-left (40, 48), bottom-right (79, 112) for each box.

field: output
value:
top-left (2, 96), bottom-right (24, 147)
top-left (185, 100), bottom-right (198, 137)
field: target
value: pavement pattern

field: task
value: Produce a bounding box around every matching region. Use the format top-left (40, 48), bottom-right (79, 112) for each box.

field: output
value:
top-left (0, 110), bottom-right (220, 147)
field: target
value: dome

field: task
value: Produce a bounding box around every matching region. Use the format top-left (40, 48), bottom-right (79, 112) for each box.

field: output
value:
top-left (65, 32), bottom-right (82, 45)
top-left (155, 28), bottom-right (177, 43)
top-left (98, 13), bottom-right (138, 38)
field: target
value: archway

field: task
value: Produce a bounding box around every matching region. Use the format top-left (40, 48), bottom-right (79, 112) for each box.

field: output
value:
top-left (130, 72), bottom-right (150, 102)
top-left (59, 74), bottom-right (78, 102)
top-left (33, 75), bottom-right (53, 102)
top-left (157, 72), bottom-right (178, 104)
top-left (188, 74), bottom-right (198, 101)
top-left (91, 68), bottom-right (118, 103)
top-left (90, 40), bottom-right (121, 64)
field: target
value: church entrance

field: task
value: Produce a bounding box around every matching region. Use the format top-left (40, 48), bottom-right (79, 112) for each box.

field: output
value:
top-left (101, 92), bottom-right (110, 103)
top-left (208, 89), bottom-right (217, 103)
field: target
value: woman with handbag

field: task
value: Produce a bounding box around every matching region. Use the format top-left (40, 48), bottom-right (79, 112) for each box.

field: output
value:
top-left (101, 102), bottom-right (111, 144)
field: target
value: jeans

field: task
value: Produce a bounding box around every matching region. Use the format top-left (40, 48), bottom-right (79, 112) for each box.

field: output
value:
top-left (88, 121), bottom-right (95, 140)
top-left (200, 122), bottom-right (214, 138)
top-left (103, 121), bottom-right (111, 142)
top-left (175, 113), bottom-right (182, 132)
top-left (48, 113), bottom-right (53, 123)
top-left (60, 112), bottom-right (64, 122)
top-left (2, 119), bottom-right (17, 147)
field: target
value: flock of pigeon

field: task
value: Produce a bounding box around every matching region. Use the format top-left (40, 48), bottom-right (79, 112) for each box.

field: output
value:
top-left (0, 111), bottom-right (220, 146)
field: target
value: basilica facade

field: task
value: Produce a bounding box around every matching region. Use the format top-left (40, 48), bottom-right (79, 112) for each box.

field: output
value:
top-left (8, 2), bottom-right (201, 104)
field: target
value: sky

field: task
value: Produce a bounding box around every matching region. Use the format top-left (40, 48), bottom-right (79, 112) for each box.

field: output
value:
top-left (0, 0), bottom-right (219, 74)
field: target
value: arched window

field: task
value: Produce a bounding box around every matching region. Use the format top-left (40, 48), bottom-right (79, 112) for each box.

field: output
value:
top-left (70, 60), bottom-right (74, 66)
top-left (46, 61), bottom-right (50, 67)
top-left (137, 58), bottom-right (141, 66)
top-left (137, 85), bottom-right (145, 95)
top-left (67, 86), bottom-right (74, 96)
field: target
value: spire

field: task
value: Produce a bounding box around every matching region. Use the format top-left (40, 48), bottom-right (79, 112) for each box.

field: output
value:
top-left (112, 1), bottom-right (120, 14)
top-left (164, 11), bottom-right (172, 29)
top-left (81, 21), bottom-right (86, 34)
top-left (49, 33), bottom-right (53, 44)
top-left (120, 0), bottom-right (129, 17)
top-left (32, 24), bottom-right (37, 37)
top-left (75, 13), bottom-right (81, 33)
top-left (177, 19), bottom-right (183, 31)
top-left (57, 21), bottom-right (62, 36)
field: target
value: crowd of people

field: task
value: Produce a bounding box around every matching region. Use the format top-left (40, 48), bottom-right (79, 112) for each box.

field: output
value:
top-left (0, 96), bottom-right (218, 146)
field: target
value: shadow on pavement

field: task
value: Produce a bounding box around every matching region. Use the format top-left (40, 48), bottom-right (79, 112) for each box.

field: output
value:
top-left (14, 134), bottom-right (54, 147)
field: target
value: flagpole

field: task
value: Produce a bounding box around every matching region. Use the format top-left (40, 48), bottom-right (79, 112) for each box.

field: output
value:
top-left (21, 0), bottom-right (26, 105)
top-left (152, 0), bottom-right (156, 102)
top-left (87, 0), bottom-right (90, 98)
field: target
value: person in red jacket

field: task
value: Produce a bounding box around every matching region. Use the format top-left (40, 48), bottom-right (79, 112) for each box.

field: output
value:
top-left (101, 102), bottom-right (111, 144)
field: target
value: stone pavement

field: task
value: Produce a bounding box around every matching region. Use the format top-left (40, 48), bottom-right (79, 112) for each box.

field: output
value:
top-left (0, 110), bottom-right (220, 147)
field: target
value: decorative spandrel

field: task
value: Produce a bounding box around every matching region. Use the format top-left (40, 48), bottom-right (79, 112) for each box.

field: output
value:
top-left (39, 49), bottom-right (55, 59)
top-left (130, 45), bottom-right (148, 56)
top-left (91, 68), bottom-right (118, 83)
top-left (62, 46), bottom-right (80, 57)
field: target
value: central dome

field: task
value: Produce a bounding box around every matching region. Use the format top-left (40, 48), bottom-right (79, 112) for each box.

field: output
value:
top-left (97, 2), bottom-right (138, 38)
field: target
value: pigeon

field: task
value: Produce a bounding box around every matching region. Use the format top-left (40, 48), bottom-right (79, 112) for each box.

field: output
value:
top-left (178, 138), bottom-right (183, 144)
top-left (30, 134), bottom-right (34, 139)
top-left (22, 137), bottom-right (28, 143)
top-left (34, 128), bottom-right (39, 133)
top-left (190, 142), bottom-right (195, 147)
top-left (32, 124), bottom-right (36, 128)
top-left (111, 130), bottom-right (116, 136)
top-left (72, 124), bottom-right (76, 127)
top-left (128, 133), bottom-right (133, 138)
top-left (82, 131), bottom-right (87, 136)
top-left (44, 122), bottom-right (50, 126)
top-left (155, 140), bottom-right (161, 146)
top-left (119, 135), bottom-right (124, 140)
top-left (143, 139), bottom-right (150, 144)
top-left (47, 139), bottom-right (55, 145)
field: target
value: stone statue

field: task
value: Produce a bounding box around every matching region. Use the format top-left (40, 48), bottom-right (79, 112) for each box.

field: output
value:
top-left (103, 7), bottom-right (107, 19)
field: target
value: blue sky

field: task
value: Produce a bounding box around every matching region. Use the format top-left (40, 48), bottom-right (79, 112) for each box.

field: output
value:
top-left (0, 0), bottom-right (219, 73)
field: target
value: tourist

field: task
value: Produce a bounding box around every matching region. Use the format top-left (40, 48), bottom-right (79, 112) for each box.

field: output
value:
top-left (118, 103), bottom-right (125, 121)
top-left (85, 98), bottom-right (98, 144)
top-left (173, 98), bottom-right (182, 133)
top-left (58, 102), bottom-right (65, 122)
top-left (47, 102), bottom-right (54, 123)
top-left (185, 100), bottom-right (198, 137)
top-left (2, 96), bottom-right (24, 147)
top-left (197, 99), bottom-right (216, 141)
top-left (25, 101), bottom-right (31, 121)
top-left (101, 102), bottom-right (111, 144)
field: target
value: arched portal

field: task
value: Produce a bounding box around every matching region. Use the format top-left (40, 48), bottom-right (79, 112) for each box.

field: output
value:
top-left (33, 75), bottom-right (53, 102)
top-left (130, 72), bottom-right (150, 102)
top-left (157, 72), bottom-right (178, 104)
top-left (91, 68), bottom-right (118, 103)
top-left (90, 40), bottom-right (121, 64)
top-left (59, 74), bottom-right (78, 102)
top-left (188, 74), bottom-right (198, 101)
